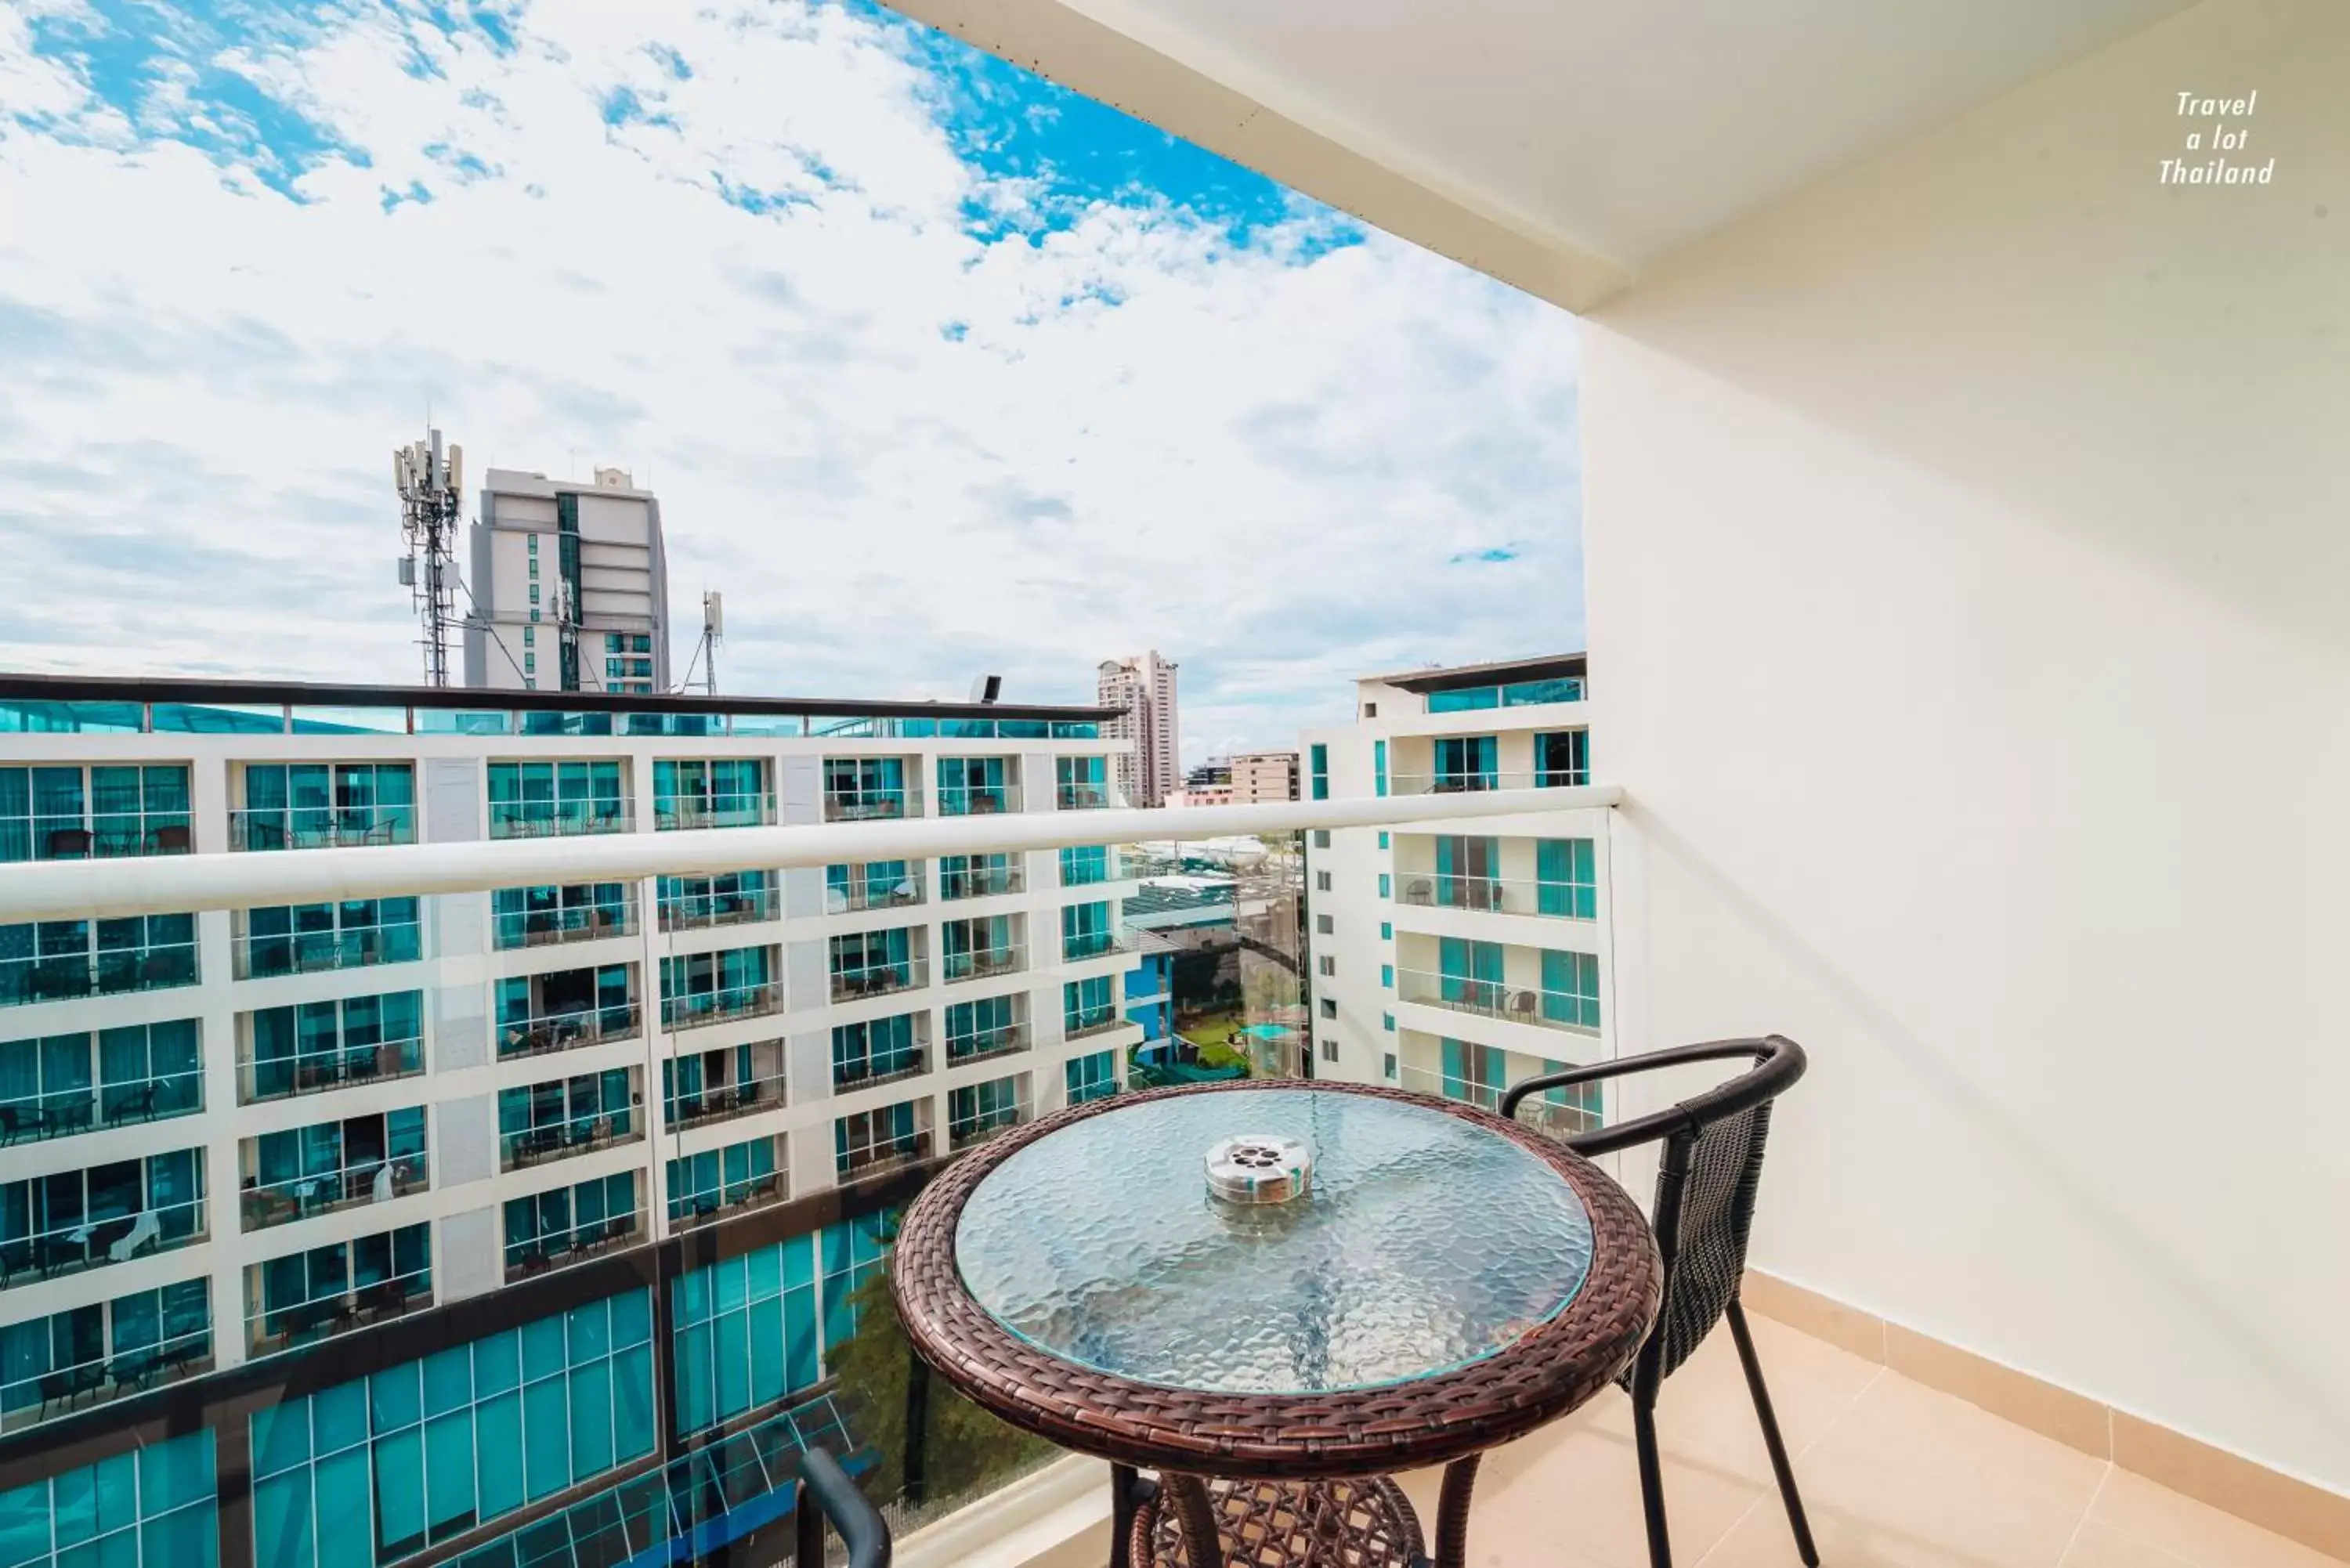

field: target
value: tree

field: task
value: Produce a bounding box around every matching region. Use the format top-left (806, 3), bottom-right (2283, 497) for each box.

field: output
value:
top-left (826, 1263), bottom-right (1056, 1505)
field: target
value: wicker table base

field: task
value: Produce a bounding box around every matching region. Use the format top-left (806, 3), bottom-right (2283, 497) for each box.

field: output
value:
top-left (1119, 1460), bottom-right (1483, 1568)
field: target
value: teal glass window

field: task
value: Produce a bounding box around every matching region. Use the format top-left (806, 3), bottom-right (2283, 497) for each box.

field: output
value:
top-left (1380, 963), bottom-right (1394, 988)
top-left (945, 994), bottom-right (1018, 1060)
top-left (667, 1219), bottom-right (884, 1439)
top-left (652, 758), bottom-right (768, 829)
top-left (247, 990), bottom-right (424, 1101)
top-left (494, 882), bottom-right (633, 947)
top-left (497, 1072), bottom-right (634, 1167)
top-left (1065, 1050), bottom-right (1116, 1104)
top-left (0, 1429), bottom-right (216, 1568)
top-left (829, 927), bottom-right (913, 995)
top-left (1380, 922), bottom-right (1392, 941)
top-left (1541, 949), bottom-right (1603, 1030)
top-left (833, 1012), bottom-right (922, 1086)
top-left (0, 1149), bottom-right (207, 1273)
top-left (665, 1136), bottom-right (780, 1223)
top-left (938, 853), bottom-right (1013, 901)
top-left (237, 763), bottom-right (414, 851)
top-left (1061, 900), bottom-right (1115, 961)
top-left (1372, 740), bottom-right (1387, 798)
top-left (0, 914), bottom-right (199, 1008)
top-left (835, 1102), bottom-right (920, 1177)
top-left (486, 761), bottom-right (626, 837)
top-left (1535, 729), bottom-right (1591, 787)
top-left (1055, 755), bottom-right (1108, 808)
top-left (1058, 844), bottom-right (1110, 887)
top-left (1536, 839), bottom-right (1598, 919)
top-left (0, 764), bottom-right (190, 862)
top-left (1378, 831), bottom-right (1389, 849)
top-left (941, 915), bottom-right (1016, 981)
top-left (659, 945), bottom-right (775, 1028)
top-left (0, 699), bottom-right (146, 734)
top-left (2, 1018), bottom-right (202, 1136)
top-left (937, 756), bottom-right (1011, 815)
top-left (1382, 1011), bottom-right (1394, 1032)
top-left (242, 898), bottom-right (420, 978)
top-left (821, 757), bottom-right (906, 818)
top-left (249, 1223), bottom-right (431, 1353)
top-left (1377, 873), bottom-right (1390, 899)
top-left (1309, 744), bottom-right (1329, 801)
top-left (1064, 974), bottom-right (1115, 1035)
top-left (0, 1278), bottom-right (210, 1429)
top-left (949, 1076), bottom-right (1022, 1145)
top-left (503, 1172), bottom-right (638, 1275)
top-left (248, 1291), bottom-right (652, 1566)
top-left (1432, 735), bottom-right (1499, 792)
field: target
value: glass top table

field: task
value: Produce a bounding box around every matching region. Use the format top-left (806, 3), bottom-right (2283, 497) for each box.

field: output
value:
top-left (892, 1081), bottom-right (1661, 1486)
top-left (953, 1087), bottom-right (1596, 1394)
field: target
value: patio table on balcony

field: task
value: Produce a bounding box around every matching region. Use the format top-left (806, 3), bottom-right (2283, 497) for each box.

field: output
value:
top-left (892, 1082), bottom-right (1661, 1568)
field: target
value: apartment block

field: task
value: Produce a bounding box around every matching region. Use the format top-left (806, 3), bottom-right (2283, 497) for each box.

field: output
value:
top-left (1300, 655), bottom-right (1608, 1133)
top-left (0, 674), bottom-right (1137, 1564)
top-left (1095, 652), bottom-right (1179, 807)
top-left (464, 467), bottom-right (671, 694)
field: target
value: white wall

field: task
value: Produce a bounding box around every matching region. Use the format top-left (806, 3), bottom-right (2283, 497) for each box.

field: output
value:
top-left (1582, 0), bottom-right (2349, 1491)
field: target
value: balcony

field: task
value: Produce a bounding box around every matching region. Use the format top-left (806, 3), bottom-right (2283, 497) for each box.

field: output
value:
top-left (823, 785), bottom-right (920, 822)
top-left (830, 957), bottom-right (927, 1004)
top-left (230, 804), bottom-right (414, 851)
top-left (1, 936), bottom-right (198, 1007)
top-left (937, 782), bottom-right (1021, 817)
top-left (1056, 782), bottom-right (1113, 810)
top-left (243, 1236), bottom-right (431, 1357)
top-left (1061, 927), bottom-right (1132, 963)
top-left (1394, 967), bottom-right (1600, 1035)
top-left (504, 1206), bottom-right (643, 1283)
top-left (0, 1321), bottom-right (211, 1435)
top-left (241, 1035), bottom-right (423, 1104)
top-left (828, 866), bottom-right (925, 913)
top-left (661, 980), bottom-right (784, 1031)
top-left (497, 1002), bottom-right (641, 1060)
top-left (2, 1070), bottom-right (202, 1145)
top-left (1395, 1063), bottom-right (1600, 1142)
top-left (1394, 873), bottom-right (1595, 921)
top-left (488, 804), bottom-right (634, 840)
top-left (946, 1086), bottom-right (1029, 1153)
top-left (1, 1190), bottom-right (207, 1290)
top-left (500, 1107), bottom-right (643, 1172)
top-left (656, 793), bottom-right (776, 831)
top-left (665, 1066), bottom-right (786, 1131)
top-left (497, 896), bottom-right (639, 948)
top-left (240, 1151), bottom-right (426, 1231)
top-left (235, 918), bottom-right (421, 979)
top-left (836, 1123), bottom-right (930, 1183)
top-left (833, 1043), bottom-right (927, 1093)
top-left (939, 858), bottom-right (1021, 901)
top-left (1387, 769), bottom-right (1592, 796)
top-left (9, 822), bottom-right (191, 859)
top-left (943, 945), bottom-right (1025, 984)
top-left (945, 1020), bottom-right (1029, 1066)
top-left (1065, 1004), bottom-right (1126, 1042)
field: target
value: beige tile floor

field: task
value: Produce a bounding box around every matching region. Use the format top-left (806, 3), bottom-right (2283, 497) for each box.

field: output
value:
top-left (1390, 1313), bottom-right (2346, 1568)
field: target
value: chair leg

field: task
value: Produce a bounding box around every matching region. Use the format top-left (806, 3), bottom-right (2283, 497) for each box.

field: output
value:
top-left (1632, 1394), bottom-right (1672, 1568)
top-left (1726, 1299), bottom-right (1820, 1566)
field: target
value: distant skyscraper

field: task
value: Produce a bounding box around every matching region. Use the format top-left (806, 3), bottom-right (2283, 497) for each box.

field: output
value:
top-left (1097, 652), bottom-right (1180, 807)
top-left (464, 466), bottom-right (671, 692)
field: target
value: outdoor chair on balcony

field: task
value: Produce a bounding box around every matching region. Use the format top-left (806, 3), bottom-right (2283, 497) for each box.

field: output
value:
top-left (45, 827), bottom-right (93, 858)
top-left (1502, 1035), bottom-right (1817, 1568)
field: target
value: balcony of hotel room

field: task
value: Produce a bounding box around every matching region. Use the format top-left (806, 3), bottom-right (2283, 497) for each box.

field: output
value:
top-left (1390, 1026), bottom-right (1603, 1142)
top-left (229, 761), bottom-right (415, 851)
top-left (940, 912), bottom-right (1025, 985)
top-left (1379, 724), bottom-right (1590, 797)
top-left (1, 1149), bottom-right (208, 1293)
top-left (663, 1132), bottom-right (786, 1230)
top-left (833, 1096), bottom-right (932, 1186)
top-left (942, 991), bottom-right (1029, 1070)
top-left (241, 1219), bottom-right (431, 1357)
top-left (239, 988), bottom-right (425, 1104)
top-left (2, 762), bottom-right (193, 861)
top-left (1052, 753), bottom-right (1115, 810)
top-left (238, 1107), bottom-right (429, 1232)
top-left (657, 945), bottom-right (783, 1032)
top-left (650, 756), bottom-right (776, 830)
top-left (1390, 930), bottom-right (1603, 1048)
top-left (484, 757), bottom-right (632, 839)
top-left (826, 924), bottom-right (927, 1005)
top-left (663, 1039), bottom-right (787, 1132)
top-left (831, 1009), bottom-right (931, 1094)
top-left (946, 1070), bottom-right (1031, 1154)
top-left (826, 857), bottom-right (926, 915)
top-left (934, 753), bottom-right (1022, 817)
top-left (232, 894), bottom-right (423, 981)
top-left (493, 963), bottom-right (640, 1062)
top-left (495, 1067), bottom-right (644, 1172)
top-left (493, 880), bottom-right (641, 950)
top-left (0, 1275), bottom-right (212, 1433)
top-left (1387, 831), bottom-right (1601, 930)
top-left (0, 912), bottom-right (198, 1010)
top-left (501, 1169), bottom-right (645, 1282)
top-left (656, 869), bottom-right (780, 932)
top-left (2, 1019), bottom-right (203, 1146)
top-left (819, 753), bottom-right (921, 822)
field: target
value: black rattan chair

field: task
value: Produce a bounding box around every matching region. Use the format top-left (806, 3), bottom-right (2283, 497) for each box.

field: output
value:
top-left (1502, 1035), bottom-right (1817, 1568)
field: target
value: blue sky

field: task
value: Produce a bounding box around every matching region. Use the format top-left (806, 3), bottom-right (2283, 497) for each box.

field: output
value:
top-left (0, 0), bottom-right (1582, 760)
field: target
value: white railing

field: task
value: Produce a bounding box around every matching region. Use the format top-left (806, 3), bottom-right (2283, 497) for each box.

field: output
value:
top-left (666, 1068), bottom-right (788, 1129)
top-left (241, 1151), bottom-right (426, 1230)
top-left (1393, 968), bottom-right (1602, 1035)
top-left (1396, 1064), bottom-right (1602, 1141)
top-left (942, 945), bottom-right (1024, 984)
top-left (0, 1326), bottom-right (212, 1433)
top-left (1392, 873), bottom-right (1596, 920)
top-left (0, 788), bottom-right (1622, 921)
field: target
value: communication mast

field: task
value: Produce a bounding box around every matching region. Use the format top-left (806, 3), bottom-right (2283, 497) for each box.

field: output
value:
top-left (393, 430), bottom-right (465, 686)
top-left (680, 591), bottom-right (725, 694)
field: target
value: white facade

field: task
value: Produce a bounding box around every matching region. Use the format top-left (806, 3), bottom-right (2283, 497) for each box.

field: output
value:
top-left (1301, 658), bottom-right (1610, 1133)
top-left (0, 694), bottom-right (1138, 1411)
top-left (465, 467), bottom-right (672, 694)
top-left (1096, 652), bottom-right (1180, 807)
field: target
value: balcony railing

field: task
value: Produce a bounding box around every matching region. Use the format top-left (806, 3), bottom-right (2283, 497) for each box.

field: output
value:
top-left (828, 873), bottom-right (924, 914)
top-left (497, 901), bottom-right (638, 948)
top-left (1065, 1007), bottom-right (1127, 1042)
top-left (833, 1047), bottom-right (927, 1093)
top-left (1, 1197), bottom-right (207, 1290)
top-left (837, 1127), bottom-right (931, 1183)
top-left (0, 1325), bottom-right (212, 1434)
top-left (660, 884), bottom-right (779, 931)
top-left (1394, 968), bottom-right (1601, 1035)
top-left (488, 806), bottom-right (634, 840)
top-left (1056, 783), bottom-right (1113, 810)
top-left (20, 822), bottom-right (193, 859)
top-left (236, 921), bottom-right (422, 980)
top-left (943, 945), bottom-right (1024, 984)
top-left (655, 794), bottom-right (776, 831)
top-left (241, 1153), bottom-right (426, 1231)
top-left (939, 862), bottom-right (1022, 901)
top-left (501, 1109), bottom-right (642, 1171)
top-left (504, 1210), bottom-right (644, 1283)
top-left (671, 1169), bottom-right (786, 1230)
top-left (1387, 769), bottom-right (1591, 796)
top-left (242, 1038), bottom-right (423, 1104)
top-left (1394, 873), bottom-right (1596, 921)
top-left (823, 786), bottom-right (920, 823)
top-left (498, 1003), bottom-right (641, 1060)
top-left (245, 1264), bottom-right (431, 1357)
top-left (2, 1071), bottom-right (203, 1143)
top-left (2, 945), bottom-right (199, 1007)
top-left (937, 784), bottom-right (1021, 817)
top-left (661, 981), bottom-right (784, 1031)
top-left (949, 1098), bottom-right (1031, 1153)
top-left (667, 1069), bottom-right (786, 1130)
top-left (1396, 1064), bottom-right (1601, 1141)
top-left (230, 806), bottom-right (415, 851)
top-left (1061, 929), bottom-right (1130, 963)
top-left (830, 959), bottom-right (927, 1004)
top-left (945, 1021), bottom-right (1029, 1065)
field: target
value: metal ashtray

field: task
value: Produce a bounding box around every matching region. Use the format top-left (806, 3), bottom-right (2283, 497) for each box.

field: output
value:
top-left (1204, 1134), bottom-right (1314, 1205)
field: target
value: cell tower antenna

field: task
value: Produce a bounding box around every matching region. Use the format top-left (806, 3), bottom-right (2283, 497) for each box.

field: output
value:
top-left (393, 428), bottom-right (465, 686)
top-left (679, 591), bottom-right (725, 695)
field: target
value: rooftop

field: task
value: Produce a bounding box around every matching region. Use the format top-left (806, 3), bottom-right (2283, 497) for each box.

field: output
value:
top-left (1366, 652), bottom-right (1589, 694)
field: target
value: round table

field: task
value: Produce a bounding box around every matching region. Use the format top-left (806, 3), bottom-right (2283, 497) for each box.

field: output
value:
top-left (892, 1082), bottom-right (1661, 1568)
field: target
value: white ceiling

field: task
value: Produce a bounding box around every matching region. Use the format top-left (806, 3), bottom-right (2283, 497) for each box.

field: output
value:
top-left (1026, 0), bottom-right (2189, 270)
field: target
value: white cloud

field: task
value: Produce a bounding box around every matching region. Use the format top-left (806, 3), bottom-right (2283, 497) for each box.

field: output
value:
top-left (0, 0), bottom-right (1582, 763)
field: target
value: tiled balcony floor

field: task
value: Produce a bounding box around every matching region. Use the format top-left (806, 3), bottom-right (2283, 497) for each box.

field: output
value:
top-left (1387, 1312), bottom-right (2346, 1568)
